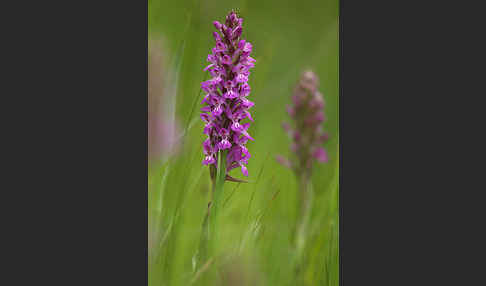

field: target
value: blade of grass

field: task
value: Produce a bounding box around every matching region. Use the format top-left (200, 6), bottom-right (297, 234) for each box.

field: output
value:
top-left (160, 10), bottom-right (193, 286)
top-left (238, 152), bottom-right (270, 252)
top-left (244, 151), bottom-right (269, 221)
top-left (222, 182), bottom-right (241, 208)
top-left (182, 71), bottom-right (208, 143)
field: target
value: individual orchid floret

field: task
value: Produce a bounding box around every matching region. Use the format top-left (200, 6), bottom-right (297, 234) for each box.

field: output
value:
top-left (200, 10), bottom-right (255, 177)
top-left (277, 70), bottom-right (329, 177)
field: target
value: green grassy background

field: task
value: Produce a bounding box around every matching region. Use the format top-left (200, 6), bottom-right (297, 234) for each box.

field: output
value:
top-left (148, 0), bottom-right (338, 285)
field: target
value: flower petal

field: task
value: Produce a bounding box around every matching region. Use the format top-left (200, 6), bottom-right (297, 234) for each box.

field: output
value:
top-left (313, 147), bottom-right (328, 163)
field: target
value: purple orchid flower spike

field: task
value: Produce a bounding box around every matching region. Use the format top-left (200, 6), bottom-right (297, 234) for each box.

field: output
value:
top-left (200, 10), bottom-right (255, 178)
top-left (276, 70), bottom-right (329, 177)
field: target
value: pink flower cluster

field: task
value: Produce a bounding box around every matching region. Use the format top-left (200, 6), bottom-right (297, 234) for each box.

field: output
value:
top-left (277, 71), bottom-right (329, 176)
top-left (200, 11), bottom-right (255, 176)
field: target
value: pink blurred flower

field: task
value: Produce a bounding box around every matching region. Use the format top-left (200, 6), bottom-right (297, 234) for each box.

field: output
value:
top-left (276, 70), bottom-right (329, 175)
top-left (148, 38), bottom-right (180, 163)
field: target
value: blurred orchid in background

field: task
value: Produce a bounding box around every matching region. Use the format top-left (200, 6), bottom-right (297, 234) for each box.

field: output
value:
top-left (277, 70), bottom-right (329, 177)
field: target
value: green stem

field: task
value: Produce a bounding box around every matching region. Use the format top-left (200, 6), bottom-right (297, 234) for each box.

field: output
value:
top-left (209, 150), bottom-right (226, 254)
top-left (195, 151), bottom-right (227, 283)
top-left (296, 173), bottom-right (313, 268)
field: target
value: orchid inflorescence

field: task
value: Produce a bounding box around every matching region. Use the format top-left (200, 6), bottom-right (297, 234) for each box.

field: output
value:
top-left (200, 10), bottom-right (255, 176)
top-left (277, 70), bottom-right (329, 177)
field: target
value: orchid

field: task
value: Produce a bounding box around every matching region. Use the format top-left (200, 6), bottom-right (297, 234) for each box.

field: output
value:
top-left (277, 70), bottom-right (329, 177)
top-left (197, 11), bottom-right (256, 267)
top-left (200, 10), bottom-right (255, 177)
top-left (277, 70), bottom-right (329, 263)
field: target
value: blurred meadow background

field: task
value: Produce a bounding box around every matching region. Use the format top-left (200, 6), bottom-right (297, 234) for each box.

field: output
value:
top-left (148, 0), bottom-right (338, 285)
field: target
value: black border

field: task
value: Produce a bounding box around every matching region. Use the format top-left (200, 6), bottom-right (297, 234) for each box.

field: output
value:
top-left (18, 0), bottom-right (149, 284)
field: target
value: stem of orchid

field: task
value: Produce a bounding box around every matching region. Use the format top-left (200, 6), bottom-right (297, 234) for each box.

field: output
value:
top-left (209, 150), bottom-right (227, 253)
top-left (196, 150), bottom-right (227, 276)
top-left (296, 173), bottom-right (312, 267)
